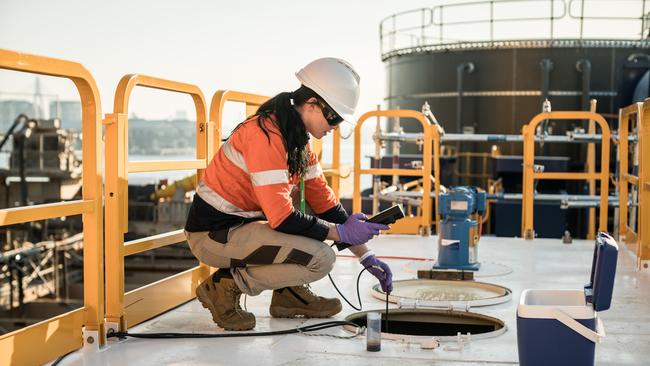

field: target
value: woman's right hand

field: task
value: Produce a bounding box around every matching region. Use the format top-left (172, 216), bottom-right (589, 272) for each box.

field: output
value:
top-left (336, 213), bottom-right (389, 245)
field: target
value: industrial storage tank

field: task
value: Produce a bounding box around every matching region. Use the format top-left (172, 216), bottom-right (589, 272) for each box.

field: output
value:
top-left (382, 0), bottom-right (649, 152)
top-left (378, 0), bottom-right (650, 238)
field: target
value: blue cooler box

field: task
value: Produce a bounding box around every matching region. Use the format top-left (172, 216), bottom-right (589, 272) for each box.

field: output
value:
top-left (517, 232), bottom-right (618, 366)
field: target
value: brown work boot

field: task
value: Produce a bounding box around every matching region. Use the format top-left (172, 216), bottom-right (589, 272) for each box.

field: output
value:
top-left (195, 269), bottom-right (256, 330)
top-left (270, 285), bottom-right (342, 318)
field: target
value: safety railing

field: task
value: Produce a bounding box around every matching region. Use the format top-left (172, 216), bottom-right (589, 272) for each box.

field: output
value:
top-left (104, 74), bottom-right (210, 333)
top-left (618, 103), bottom-right (642, 257)
top-left (0, 49), bottom-right (105, 364)
top-left (353, 110), bottom-right (440, 235)
top-left (209, 90), bottom-right (269, 158)
top-left (620, 100), bottom-right (650, 271)
top-left (380, 0), bottom-right (647, 59)
top-left (311, 129), bottom-right (345, 199)
top-left (641, 100), bottom-right (650, 270)
top-left (521, 111), bottom-right (610, 239)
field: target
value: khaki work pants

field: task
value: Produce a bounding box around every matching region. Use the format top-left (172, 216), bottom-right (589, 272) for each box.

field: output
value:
top-left (184, 221), bottom-right (336, 296)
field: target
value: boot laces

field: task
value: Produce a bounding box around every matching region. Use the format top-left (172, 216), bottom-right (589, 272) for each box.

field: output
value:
top-left (227, 286), bottom-right (249, 316)
top-left (299, 284), bottom-right (320, 301)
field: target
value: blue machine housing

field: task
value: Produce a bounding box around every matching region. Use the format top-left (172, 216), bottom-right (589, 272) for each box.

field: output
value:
top-left (434, 186), bottom-right (487, 271)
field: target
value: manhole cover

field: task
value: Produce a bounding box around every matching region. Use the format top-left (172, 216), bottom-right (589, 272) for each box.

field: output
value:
top-left (372, 279), bottom-right (512, 307)
top-left (344, 309), bottom-right (506, 342)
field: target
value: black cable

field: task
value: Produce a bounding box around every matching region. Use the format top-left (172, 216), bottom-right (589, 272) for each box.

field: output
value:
top-left (96, 246), bottom-right (394, 343)
top-left (327, 267), bottom-right (368, 311)
top-left (107, 321), bottom-right (360, 339)
top-left (385, 291), bottom-right (389, 334)
top-left (51, 350), bottom-right (74, 366)
top-left (326, 246), bottom-right (391, 334)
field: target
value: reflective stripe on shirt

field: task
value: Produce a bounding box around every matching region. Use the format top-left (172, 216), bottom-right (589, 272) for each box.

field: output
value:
top-left (304, 163), bottom-right (323, 181)
top-left (250, 169), bottom-right (289, 186)
top-left (197, 181), bottom-right (264, 218)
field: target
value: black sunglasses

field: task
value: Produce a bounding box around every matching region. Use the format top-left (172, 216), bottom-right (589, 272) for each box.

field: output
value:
top-left (307, 100), bottom-right (344, 126)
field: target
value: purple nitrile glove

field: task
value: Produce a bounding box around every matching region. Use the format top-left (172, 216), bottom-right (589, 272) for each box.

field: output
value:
top-left (336, 213), bottom-right (390, 246)
top-left (360, 253), bottom-right (393, 294)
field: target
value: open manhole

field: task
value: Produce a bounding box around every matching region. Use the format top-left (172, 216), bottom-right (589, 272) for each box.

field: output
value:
top-left (344, 309), bottom-right (506, 342)
top-left (372, 279), bottom-right (512, 307)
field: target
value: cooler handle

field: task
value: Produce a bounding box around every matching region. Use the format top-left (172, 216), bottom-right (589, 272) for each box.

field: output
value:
top-left (552, 309), bottom-right (605, 343)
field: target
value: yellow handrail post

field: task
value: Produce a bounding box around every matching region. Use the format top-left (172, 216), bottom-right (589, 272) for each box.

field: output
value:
top-left (639, 100), bottom-right (650, 270)
top-left (521, 123), bottom-right (535, 239)
top-left (209, 90), bottom-right (269, 159)
top-left (331, 128), bottom-right (342, 198)
top-left (105, 74), bottom-right (208, 332)
top-left (522, 111), bottom-right (610, 240)
top-left (618, 103), bottom-right (642, 256)
top-left (586, 99), bottom-right (597, 240)
top-left (353, 110), bottom-right (439, 235)
top-left (0, 49), bottom-right (105, 364)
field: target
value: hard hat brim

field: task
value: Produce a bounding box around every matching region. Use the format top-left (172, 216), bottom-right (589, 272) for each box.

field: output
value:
top-left (339, 112), bottom-right (355, 126)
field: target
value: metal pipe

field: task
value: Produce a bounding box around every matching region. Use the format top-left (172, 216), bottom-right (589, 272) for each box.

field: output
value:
top-left (456, 62), bottom-right (475, 133)
top-left (372, 105), bottom-right (382, 215)
top-left (576, 59), bottom-right (592, 112)
top-left (495, 193), bottom-right (619, 202)
top-left (540, 59), bottom-right (554, 102)
top-left (391, 115), bottom-right (401, 186)
top-left (380, 190), bottom-right (619, 204)
top-left (539, 59), bottom-right (554, 154)
top-left (377, 132), bottom-right (613, 143)
top-left (0, 114), bottom-right (28, 151)
top-left (561, 200), bottom-right (623, 209)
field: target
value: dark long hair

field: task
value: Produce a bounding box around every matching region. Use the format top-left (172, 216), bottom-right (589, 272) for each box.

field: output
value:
top-left (227, 85), bottom-right (319, 178)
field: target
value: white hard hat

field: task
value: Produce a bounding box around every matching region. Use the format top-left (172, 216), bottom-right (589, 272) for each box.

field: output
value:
top-left (296, 57), bottom-right (360, 123)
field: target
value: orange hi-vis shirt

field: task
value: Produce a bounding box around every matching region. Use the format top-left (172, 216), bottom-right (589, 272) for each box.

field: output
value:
top-left (193, 115), bottom-right (342, 239)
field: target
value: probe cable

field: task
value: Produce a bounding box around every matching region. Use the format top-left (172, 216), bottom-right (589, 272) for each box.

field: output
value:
top-left (107, 320), bottom-right (361, 339)
top-left (106, 263), bottom-right (391, 340)
top-left (54, 258), bottom-right (390, 365)
top-left (326, 251), bottom-right (391, 333)
top-left (105, 263), bottom-right (386, 340)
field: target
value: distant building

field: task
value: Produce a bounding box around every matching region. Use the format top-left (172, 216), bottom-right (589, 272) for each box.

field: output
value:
top-left (0, 100), bottom-right (35, 130)
top-left (49, 100), bottom-right (82, 131)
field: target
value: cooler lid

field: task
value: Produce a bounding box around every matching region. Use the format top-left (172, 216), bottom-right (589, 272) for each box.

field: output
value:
top-left (584, 232), bottom-right (618, 311)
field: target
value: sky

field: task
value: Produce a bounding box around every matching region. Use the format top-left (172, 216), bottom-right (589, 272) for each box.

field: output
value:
top-left (0, 0), bottom-right (642, 121)
top-left (0, 0), bottom-right (437, 122)
top-left (0, 0), bottom-right (643, 186)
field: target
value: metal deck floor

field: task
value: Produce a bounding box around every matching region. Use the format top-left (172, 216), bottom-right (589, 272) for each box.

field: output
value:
top-left (56, 235), bottom-right (650, 365)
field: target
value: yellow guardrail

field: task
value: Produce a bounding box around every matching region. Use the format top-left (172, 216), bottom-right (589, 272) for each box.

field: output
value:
top-left (353, 110), bottom-right (440, 235)
top-left (209, 90), bottom-right (269, 158)
top-left (620, 100), bottom-right (650, 271)
top-left (641, 100), bottom-right (650, 270)
top-left (521, 111), bottom-right (610, 240)
top-left (618, 103), bottom-right (642, 258)
top-left (104, 74), bottom-right (211, 333)
top-left (311, 128), bottom-right (345, 199)
top-left (0, 49), bottom-right (105, 365)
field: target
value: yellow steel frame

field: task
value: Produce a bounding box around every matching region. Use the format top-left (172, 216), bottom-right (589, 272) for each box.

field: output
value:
top-left (522, 111), bottom-right (610, 239)
top-left (0, 49), bottom-right (105, 364)
top-left (641, 101), bottom-right (650, 269)
top-left (618, 103), bottom-right (642, 255)
top-left (209, 90), bottom-right (269, 158)
top-left (353, 110), bottom-right (440, 235)
top-left (104, 74), bottom-right (211, 331)
top-left (311, 129), bottom-right (344, 199)
top-left (586, 100), bottom-right (598, 240)
top-left (619, 101), bottom-right (650, 270)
